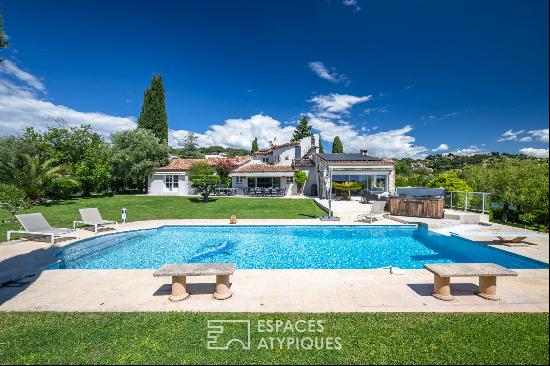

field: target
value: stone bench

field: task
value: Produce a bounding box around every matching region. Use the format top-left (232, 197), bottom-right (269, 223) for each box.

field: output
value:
top-left (424, 263), bottom-right (518, 301)
top-left (153, 263), bottom-right (236, 301)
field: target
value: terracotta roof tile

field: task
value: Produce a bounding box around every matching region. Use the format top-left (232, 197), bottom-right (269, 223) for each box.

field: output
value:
top-left (231, 163), bottom-right (295, 173)
top-left (156, 156), bottom-right (251, 172)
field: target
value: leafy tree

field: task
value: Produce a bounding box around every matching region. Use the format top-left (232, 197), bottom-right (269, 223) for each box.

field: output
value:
top-left (293, 171), bottom-right (307, 194)
top-left (189, 162), bottom-right (220, 202)
top-left (0, 184), bottom-right (28, 222)
top-left (251, 138), bottom-right (259, 154)
top-left (74, 149), bottom-right (112, 196)
top-left (110, 129), bottom-right (170, 192)
top-left (15, 125), bottom-right (112, 195)
top-left (292, 116), bottom-right (313, 141)
top-left (395, 159), bottom-right (412, 176)
top-left (463, 159), bottom-right (549, 224)
top-left (15, 154), bottom-right (77, 202)
top-left (0, 13), bottom-right (8, 55)
top-left (138, 74), bottom-right (168, 143)
top-left (178, 132), bottom-right (204, 158)
top-left (216, 160), bottom-right (239, 187)
top-left (427, 171), bottom-right (473, 192)
top-left (332, 136), bottom-right (343, 153)
top-left (0, 135), bottom-right (23, 184)
top-left (395, 173), bottom-right (432, 188)
top-left (332, 181), bottom-right (362, 200)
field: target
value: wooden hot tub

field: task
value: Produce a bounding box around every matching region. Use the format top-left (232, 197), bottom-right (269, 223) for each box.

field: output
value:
top-left (387, 196), bottom-right (444, 218)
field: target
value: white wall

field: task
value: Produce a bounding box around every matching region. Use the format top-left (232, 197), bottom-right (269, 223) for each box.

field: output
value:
top-left (148, 173), bottom-right (193, 196)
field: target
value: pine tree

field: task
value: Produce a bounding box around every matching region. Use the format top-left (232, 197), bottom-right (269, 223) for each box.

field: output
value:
top-left (0, 14), bottom-right (8, 50)
top-left (251, 137), bottom-right (259, 154)
top-left (332, 136), bottom-right (344, 153)
top-left (319, 141), bottom-right (324, 153)
top-left (138, 74), bottom-right (168, 143)
top-left (292, 115), bottom-right (313, 141)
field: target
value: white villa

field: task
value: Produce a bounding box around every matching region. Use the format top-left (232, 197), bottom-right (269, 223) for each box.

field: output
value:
top-left (148, 136), bottom-right (395, 198)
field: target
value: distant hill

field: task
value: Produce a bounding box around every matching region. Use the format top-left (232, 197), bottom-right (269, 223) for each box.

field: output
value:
top-left (395, 152), bottom-right (547, 174)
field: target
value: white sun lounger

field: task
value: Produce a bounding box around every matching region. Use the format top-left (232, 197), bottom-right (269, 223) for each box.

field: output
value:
top-left (357, 201), bottom-right (389, 223)
top-left (73, 208), bottom-right (118, 233)
top-left (8, 213), bottom-right (80, 245)
top-left (450, 231), bottom-right (548, 247)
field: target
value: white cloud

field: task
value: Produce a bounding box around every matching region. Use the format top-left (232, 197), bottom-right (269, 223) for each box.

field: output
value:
top-left (308, 114), bottom-right (427, 158)
top-left (498, 128), bottom-right (549, 144)
top-left (0, 59), bottom-right (45, 92)
top-left (309, 93), bottom-right (371, 113)
top-left (498, 129), bottom-right (525, 142)
top-left (307, 61), bottom-right (348, 84)
top-left (0, 59), bottom-right (136, 137)
top-left (169, 114), bottom-right (295, 150)
top-left (529, 128), bottom-right (549, 143)
top-left (432, 143), bottom-right (449, 152)
top-left (169, 112), bottom-right (427, 159)
top-left (451, 145), bottom-right (487, 156)
top-left (519, 147), bottom-right (549, 159)
top-left (342, 0), bottom-right (361, 11)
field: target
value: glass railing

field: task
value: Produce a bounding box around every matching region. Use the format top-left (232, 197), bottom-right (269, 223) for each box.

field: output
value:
top-left (444, 191), bottom-right (491, 213)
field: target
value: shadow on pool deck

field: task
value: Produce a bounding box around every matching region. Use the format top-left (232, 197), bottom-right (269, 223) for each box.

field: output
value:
top-left (407, 283), bottom-right (479, 297)
top-left (0, 244), bottom-right (61, 306)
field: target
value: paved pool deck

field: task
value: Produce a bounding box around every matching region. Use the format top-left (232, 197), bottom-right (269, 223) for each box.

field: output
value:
top-left (0, 218), bottom-right (548, 313)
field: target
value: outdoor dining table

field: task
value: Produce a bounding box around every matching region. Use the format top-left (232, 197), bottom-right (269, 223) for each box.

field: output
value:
top-left (216, 188), bottom-right (239, 196)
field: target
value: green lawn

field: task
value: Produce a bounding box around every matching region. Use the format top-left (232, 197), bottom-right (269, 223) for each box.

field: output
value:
top-left (0, 195), bottom-right (326, 241)
top-left (0, 312), bottom-right (547, 364)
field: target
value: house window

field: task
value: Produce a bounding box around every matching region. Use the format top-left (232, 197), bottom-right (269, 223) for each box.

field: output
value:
top-left (165, 175), bottom-right (179, 189)
top-left (262, 157), bottom-right (269, 163)
top-left (236, 176), bottom-right (245, 184)
top-left (286, 176), bottom-right (293, 184)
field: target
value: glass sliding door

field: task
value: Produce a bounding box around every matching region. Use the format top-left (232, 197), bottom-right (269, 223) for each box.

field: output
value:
top-left (330, 173), bottom-right (388, 194)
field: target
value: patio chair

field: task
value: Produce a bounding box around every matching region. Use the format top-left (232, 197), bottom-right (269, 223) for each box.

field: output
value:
top-left (7, 213), bottom-right (80, 245)
top-left (356, 201), bottom-right (389, 223)
top-left (73, 208), bottom-right (118, 233)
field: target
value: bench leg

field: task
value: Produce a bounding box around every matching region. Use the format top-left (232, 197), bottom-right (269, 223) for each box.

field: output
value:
top-left (432, 275), bottom-right (454, 301)
top-left (169, 275), bottom-right (190, 301)
top-left (213, 275), bottom-right (232, 300)
top-left (477, 276), bottom-right (499, 301)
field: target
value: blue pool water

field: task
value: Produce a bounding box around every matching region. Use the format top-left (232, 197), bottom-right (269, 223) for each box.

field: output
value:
top-left (52, 225), bottom-right (548, 270)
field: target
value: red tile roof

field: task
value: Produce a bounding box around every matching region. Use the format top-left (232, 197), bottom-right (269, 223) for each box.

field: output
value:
top-left (231, 163), bottom-right (295, 174)
top-left (156, 156), bottom-right (251, 172)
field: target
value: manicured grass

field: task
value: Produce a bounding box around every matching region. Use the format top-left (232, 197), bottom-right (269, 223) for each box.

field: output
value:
top-left (0, 195), bottom-right (326, 241)
top-left (0, 312), bottom-right (547, 364)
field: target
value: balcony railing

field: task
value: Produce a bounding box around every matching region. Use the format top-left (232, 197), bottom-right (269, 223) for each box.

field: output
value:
top-left (444, 191), bottom-right (491, 213)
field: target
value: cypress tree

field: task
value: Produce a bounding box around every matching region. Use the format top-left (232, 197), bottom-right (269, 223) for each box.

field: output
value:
top-left (138, 74), bottom-right (168, 143)
top-left (292, 115), bottom-right (313, 141)
top-left (319, 141), bottom-right (324, 153)
top-left (332, 136), bottom-right (344, 153)
top-left (251, 137), bottom-right (259, 154)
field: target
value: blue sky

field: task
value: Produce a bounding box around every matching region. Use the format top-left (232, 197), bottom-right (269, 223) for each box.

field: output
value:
top-left (0, 0), bottom-right (548, 158)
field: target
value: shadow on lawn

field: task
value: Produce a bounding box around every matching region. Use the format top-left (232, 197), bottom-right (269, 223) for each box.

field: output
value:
top-left (188, 197), bottom-right (219, 203)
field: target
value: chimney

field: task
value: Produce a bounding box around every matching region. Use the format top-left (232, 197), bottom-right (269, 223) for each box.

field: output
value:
top-left (360, 149), bottom-right (369, 156)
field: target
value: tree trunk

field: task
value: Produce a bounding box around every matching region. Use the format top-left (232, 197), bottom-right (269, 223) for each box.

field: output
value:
top-left (501, 203), bottom-right (509, 222)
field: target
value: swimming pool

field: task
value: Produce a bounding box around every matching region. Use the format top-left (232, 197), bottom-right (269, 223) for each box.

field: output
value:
top-left (51, 225), bottom-right (548, 270)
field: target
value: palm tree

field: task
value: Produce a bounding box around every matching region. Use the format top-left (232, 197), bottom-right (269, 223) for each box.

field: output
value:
top-left (16, 154), bottom-right (76, 202)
